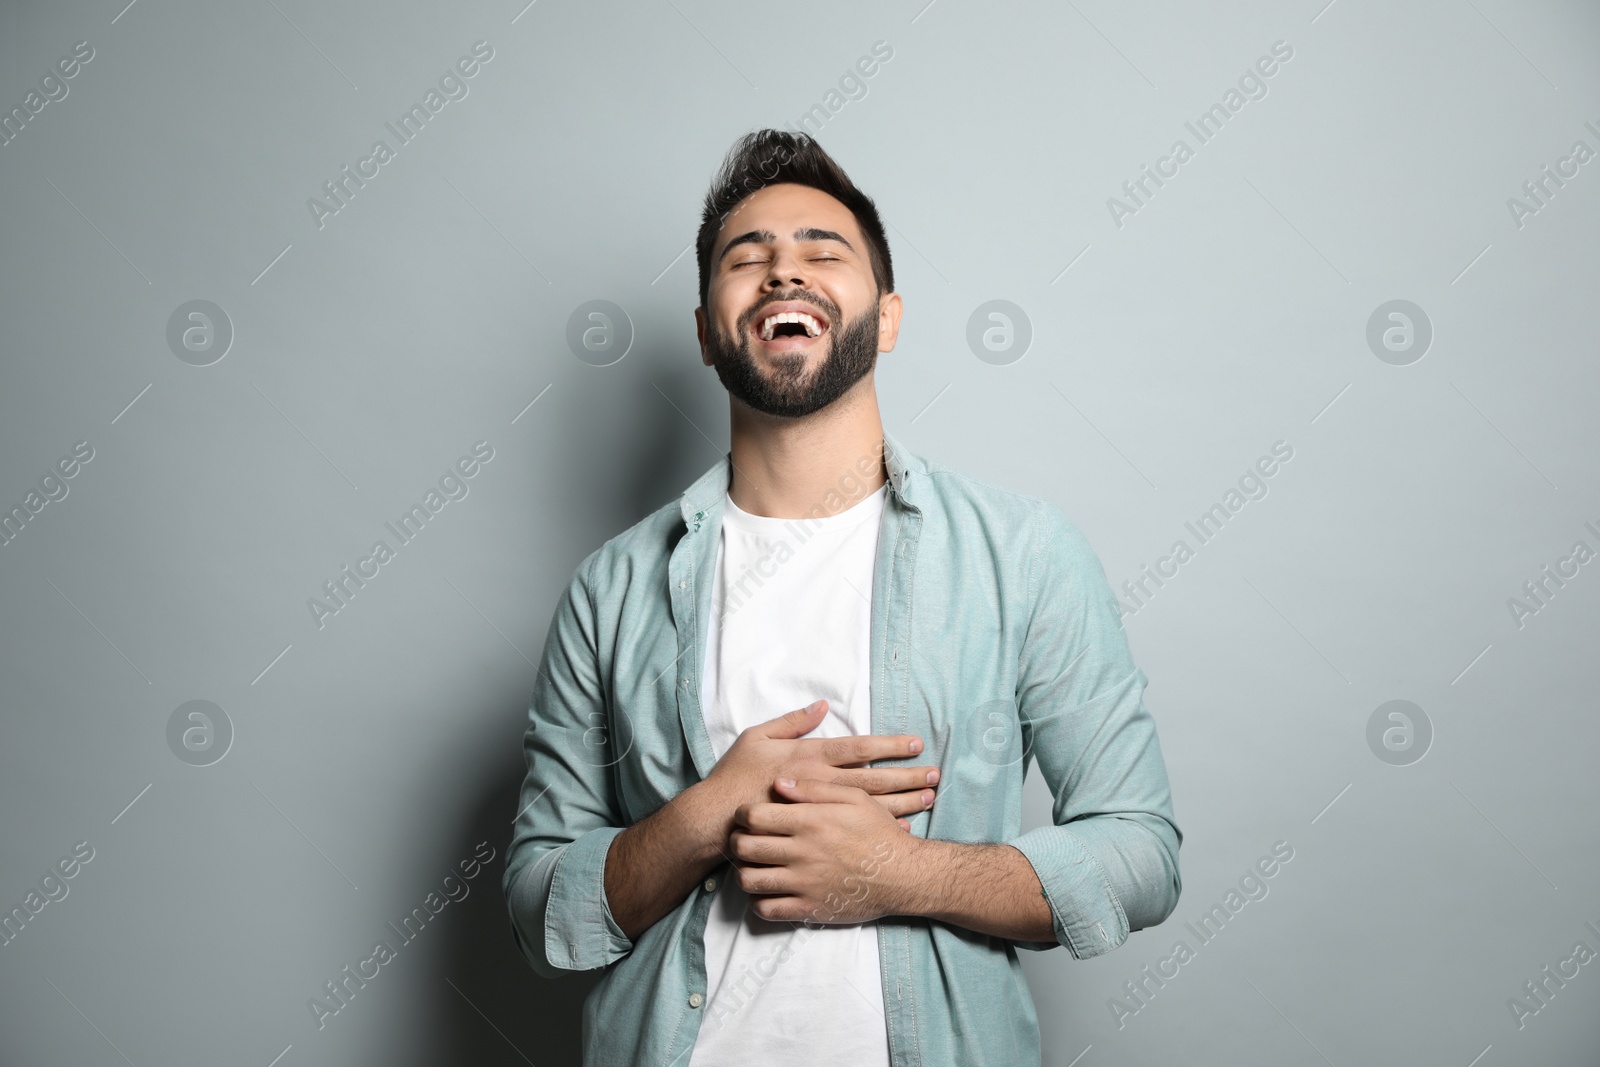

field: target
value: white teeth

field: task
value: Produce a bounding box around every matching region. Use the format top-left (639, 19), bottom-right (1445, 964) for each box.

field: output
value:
top-left (759, 311), bottom-right (824, 340)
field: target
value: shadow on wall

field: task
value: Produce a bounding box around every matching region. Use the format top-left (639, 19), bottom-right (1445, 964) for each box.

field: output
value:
top-left (434, 358), bottom-right (717, 1064)
top-left (438, 778), bottom-right (602, 1066)
top-left (592, 341), bottom-right (729, 539)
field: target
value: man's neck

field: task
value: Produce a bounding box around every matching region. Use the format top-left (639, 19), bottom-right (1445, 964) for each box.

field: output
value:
top-left (725, 381), bottom-right (888, 520)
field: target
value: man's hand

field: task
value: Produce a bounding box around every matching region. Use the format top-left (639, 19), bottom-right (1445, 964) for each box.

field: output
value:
top-left (603, 699), bottom-right (935, 941)
top-left (728, 778), bottom-right (926, 924)
top-left (730, 778), bottom-right (1059, 943)
top-left (697, 699), bottom-right (939, 845)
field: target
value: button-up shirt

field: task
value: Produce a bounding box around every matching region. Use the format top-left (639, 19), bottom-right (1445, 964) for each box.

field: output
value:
top-left (503, 429), bottom-right (1183, 1067)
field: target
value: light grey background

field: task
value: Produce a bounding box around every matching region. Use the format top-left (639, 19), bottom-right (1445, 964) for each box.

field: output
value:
top-left (2, 0), bottom-right (1597, 1064)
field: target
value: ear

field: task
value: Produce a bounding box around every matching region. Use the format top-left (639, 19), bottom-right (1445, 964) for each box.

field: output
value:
top-left (694, 306), bottom-right (711, 365)
top-left (876, 291), bottom-right (903, 354)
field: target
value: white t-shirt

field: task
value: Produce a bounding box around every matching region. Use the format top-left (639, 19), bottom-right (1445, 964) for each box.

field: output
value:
top-left (690, 483), bottom-right (891, 1066)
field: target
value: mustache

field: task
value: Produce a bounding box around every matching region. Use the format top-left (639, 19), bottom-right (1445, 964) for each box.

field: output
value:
top-left (742, 292), bottom-right (838, 328)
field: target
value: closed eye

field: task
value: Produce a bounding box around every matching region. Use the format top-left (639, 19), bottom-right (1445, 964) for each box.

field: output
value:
top-left (732, 255), bottom-right (841, 267)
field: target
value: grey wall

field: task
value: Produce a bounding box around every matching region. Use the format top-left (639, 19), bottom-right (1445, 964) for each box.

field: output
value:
top-left (2, 1), bottom-right (1597, 1064)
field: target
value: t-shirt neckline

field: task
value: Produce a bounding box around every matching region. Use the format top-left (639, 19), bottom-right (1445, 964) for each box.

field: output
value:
top-left (722, 482), bottom-right (887, 535)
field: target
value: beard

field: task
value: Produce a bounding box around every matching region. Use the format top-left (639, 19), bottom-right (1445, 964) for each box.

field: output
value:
top-left (704, 294), bottom-right (880, 419)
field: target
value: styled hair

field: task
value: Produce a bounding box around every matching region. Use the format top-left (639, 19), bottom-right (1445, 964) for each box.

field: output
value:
top-left (695, 129), bottom-right (894, 310)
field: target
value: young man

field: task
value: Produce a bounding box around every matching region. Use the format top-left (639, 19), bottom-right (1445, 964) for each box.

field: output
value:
top-left (504, 129), bottom-right (1182, 1066)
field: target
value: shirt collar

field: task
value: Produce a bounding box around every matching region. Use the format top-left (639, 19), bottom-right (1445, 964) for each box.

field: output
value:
top-left (679, 427), bottom-right (922, 533)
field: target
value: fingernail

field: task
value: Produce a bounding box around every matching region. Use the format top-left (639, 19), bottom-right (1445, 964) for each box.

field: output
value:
top-left (778, 777), bottom-right (796, 788)
top-left (926, 769), bottom-right (940, 785)
top-left (922, 790), bottom-right (934, 807)
top-left (908, 738), bottom-right (922, 754)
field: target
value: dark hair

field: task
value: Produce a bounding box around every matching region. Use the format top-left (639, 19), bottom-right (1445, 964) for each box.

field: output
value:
top-left (695, 129), bottom-right (894, 310)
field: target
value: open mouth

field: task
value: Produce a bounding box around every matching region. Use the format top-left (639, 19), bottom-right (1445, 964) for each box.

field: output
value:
top-left (752, 306), bottom-right (830, 347)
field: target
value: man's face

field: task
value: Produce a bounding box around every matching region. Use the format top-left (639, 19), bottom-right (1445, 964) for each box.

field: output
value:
top-left (697, 183), bottom-right (899, 419)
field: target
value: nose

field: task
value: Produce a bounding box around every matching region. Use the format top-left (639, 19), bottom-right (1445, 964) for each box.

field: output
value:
top-left (764, 248), bottom-right (810, 291)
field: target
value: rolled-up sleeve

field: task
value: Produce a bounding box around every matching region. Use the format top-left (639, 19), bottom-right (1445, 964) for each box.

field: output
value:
top-left (1005, 501), bottom-right (1182, 960)
top-left (503, 550), bottom-right (634, 977)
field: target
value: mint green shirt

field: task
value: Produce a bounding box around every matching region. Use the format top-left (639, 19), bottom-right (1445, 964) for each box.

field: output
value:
top-left (503, 429), bottom-right (1182, 1066)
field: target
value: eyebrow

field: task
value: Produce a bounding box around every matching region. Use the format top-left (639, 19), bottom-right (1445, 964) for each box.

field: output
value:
top-left (717, 227), bottom-right (856, 265)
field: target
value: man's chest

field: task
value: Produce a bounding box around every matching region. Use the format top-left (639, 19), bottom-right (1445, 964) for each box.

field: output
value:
top-left (699, 519), bottom-right (878, 758)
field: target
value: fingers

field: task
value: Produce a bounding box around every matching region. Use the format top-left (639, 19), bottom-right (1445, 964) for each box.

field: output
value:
top-left (867, 788), bottom-right (936, 818)
top-left (757, 699), bottom-right (829, 740)
top-left (808, 732), bottom-right (924, 767)
top-left (733, 800), bottom-right (798, 836)
top-left (750, 895), bottom-right (807, 922)
top-left (729, 828), bottom-right (793, 866)
top-left (770, 777), bottom-right (870, 807)
top-left (734, 860), bottom-right (794, 898)
top-left (834, 765), bottom-right (940, 795)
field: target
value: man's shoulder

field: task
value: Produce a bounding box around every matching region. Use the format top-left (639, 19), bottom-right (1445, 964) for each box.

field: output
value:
top-left (917, 456), bottom-right (1046, 517)
top-left (914, 455), bottom-right (1092, 551)
top-left (912, 453), bottom-right (1114, 611)
top-left (569, 495), bottom-right (684, 593)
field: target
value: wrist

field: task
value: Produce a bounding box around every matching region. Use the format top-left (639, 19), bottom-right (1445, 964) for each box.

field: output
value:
top-left (882, 832), bottom-right (941, 919)
top-left (676, 779), bottom-right (735, 866)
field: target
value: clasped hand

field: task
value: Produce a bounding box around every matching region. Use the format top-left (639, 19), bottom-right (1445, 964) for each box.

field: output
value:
top-left (702, 698), bottom-right (937, 924)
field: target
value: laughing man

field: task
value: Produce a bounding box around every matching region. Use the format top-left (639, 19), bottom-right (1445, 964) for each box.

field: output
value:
top-left (504, 129), bottom-right (1182, 1066)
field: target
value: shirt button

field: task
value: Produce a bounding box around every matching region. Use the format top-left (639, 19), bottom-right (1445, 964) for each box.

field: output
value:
top-left (703, 878), bottom-right (717, 893)
top-left (689, 993), bottom-right (704, 1008)
top-left (679, 580), bottom-right (687, 589)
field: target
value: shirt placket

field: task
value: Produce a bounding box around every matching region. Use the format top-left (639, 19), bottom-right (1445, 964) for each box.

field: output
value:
top-left (666, 498), bottom-right (728, 1064)
top-left (874, 471), bottom-right (925, 1067)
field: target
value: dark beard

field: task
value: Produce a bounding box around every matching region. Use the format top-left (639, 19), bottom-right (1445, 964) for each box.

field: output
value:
top-left (705, 296), bottom-right (880, 419)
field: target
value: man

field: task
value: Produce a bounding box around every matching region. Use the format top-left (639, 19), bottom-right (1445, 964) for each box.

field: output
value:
top-left (504, 129), bottom-right (1182, 1066)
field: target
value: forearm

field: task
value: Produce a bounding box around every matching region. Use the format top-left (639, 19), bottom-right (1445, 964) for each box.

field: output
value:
top-left (603, 780), bottom-right (731, 940)
top-left (898, 838), bottom-right (1055, 943)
